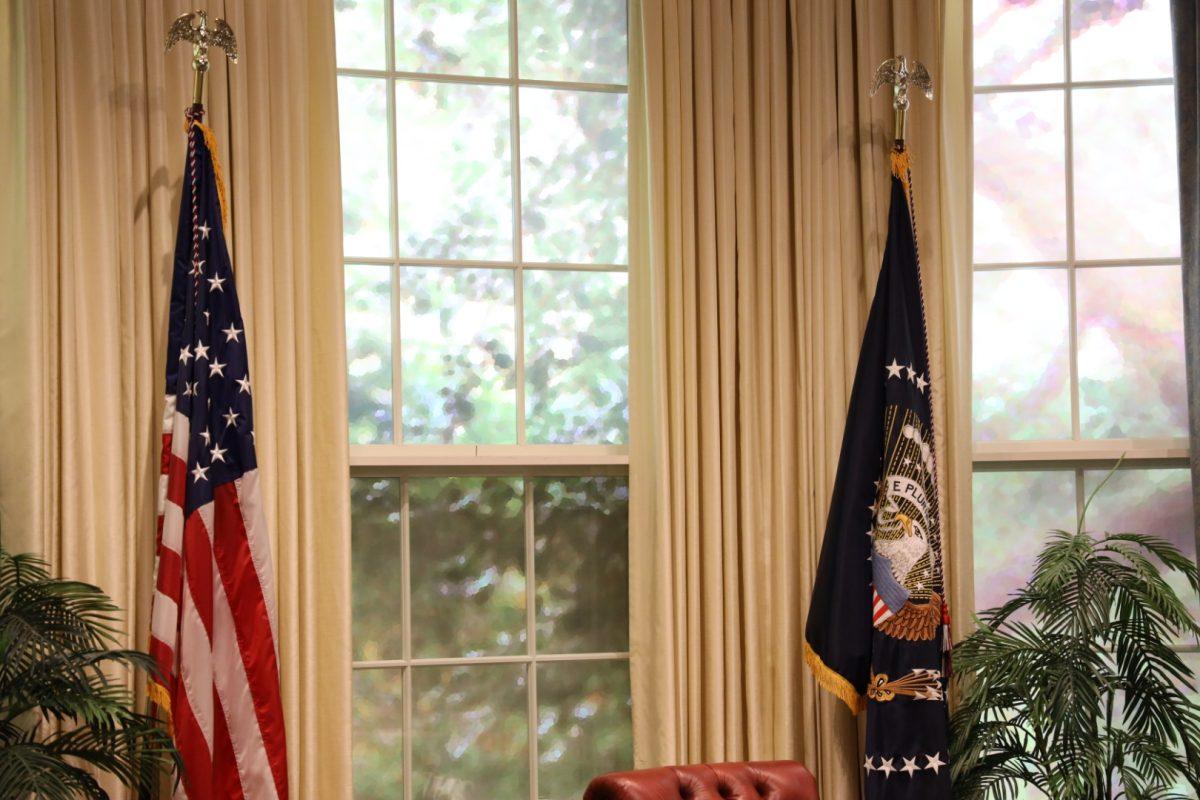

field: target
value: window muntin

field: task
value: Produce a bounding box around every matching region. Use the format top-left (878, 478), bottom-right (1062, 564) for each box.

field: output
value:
top-left (338, 0), bottom-right (630, 449)
top-left (349, 475), bottom-right (631, 800)
top-left (335, 2), bottom-right (633, 797)
top-left (971, 0), bottom-right (1192, 616)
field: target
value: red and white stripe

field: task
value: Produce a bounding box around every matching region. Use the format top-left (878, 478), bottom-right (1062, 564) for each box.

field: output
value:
top-left (872, 587), bottom-right (895, 626)
top-left (150, 400), bottom-right (288, 800)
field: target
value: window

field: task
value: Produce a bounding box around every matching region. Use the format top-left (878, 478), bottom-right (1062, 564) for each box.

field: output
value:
top-left (334, 2), bottom-right (632, 798)
top-left (971, 0), bottom-right (1194, 653)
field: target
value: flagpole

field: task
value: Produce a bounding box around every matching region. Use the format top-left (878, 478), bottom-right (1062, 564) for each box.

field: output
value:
top-left (165, 10), bottom-right (239, 118)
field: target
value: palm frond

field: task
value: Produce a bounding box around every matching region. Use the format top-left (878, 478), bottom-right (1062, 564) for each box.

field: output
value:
top-left (0, 546), bottom-right (179, 795)
top-left (951, 485), bottom-right (1200, 799)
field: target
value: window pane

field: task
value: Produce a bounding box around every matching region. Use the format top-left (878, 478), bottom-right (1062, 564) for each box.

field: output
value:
top-left (400, 267), bottom-right (517, 444)
top-left (394, 0), bottom-right (509, 78)
top-left (521, 88), bottom-right (628, 264)
top-left (1072, 87), bottom-right (1181, 260)
top-left (1182, 652), bottom-right (1200, 707)
top-left (524, 270), bottom-right (629, 444)
top-left (1076, 265), bottom-right (1187, 438)
top-left (339, 77), bottom-right (392, 258)
top-left (1082, 467), bottom-right (1197, 645)
top-left (973, 91), bottom-right (1066, 263)
top-left (973, 470), bottom-right (1077, 614)
top-left (336, 0), bottom-right (387, 70)
top-left (537, 660), bottom-right (633, 800)
top-left (352, 478), bottom-right (403, 660)
top-left (1173, 653), bottom-right (1200, 796)
top-left (353, 668), bottom-right (404, 800)
top-left (973, 0), bottom-right (1064, 85)
top-left (1070, 0), bottom-right (1173, 81)
top-left (973, 269), bottom-right (1072, 441)
top-left (395, 81), bottom-right (513, 261)
top-left (534, 477), bottom-right (629, 653)
top-left (346, 265), bottom-right (394, 445)
top-left (412, 664), bottom-right (529, 799)
top-left (409, 477), bottom-right (526, 657)
top-left (517, 0), bottom-right (628, 84)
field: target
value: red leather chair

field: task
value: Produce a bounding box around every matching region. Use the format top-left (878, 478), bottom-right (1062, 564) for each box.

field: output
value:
top-left (582, 760), bottom-right (819, 800)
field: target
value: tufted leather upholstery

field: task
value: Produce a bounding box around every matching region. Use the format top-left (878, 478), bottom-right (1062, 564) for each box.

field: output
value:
top-left (582, 760), bottom-right (819, 800)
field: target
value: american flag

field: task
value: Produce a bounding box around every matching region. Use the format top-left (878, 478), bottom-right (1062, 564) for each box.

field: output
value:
top-left (149, 113), bottom-right (289, 800)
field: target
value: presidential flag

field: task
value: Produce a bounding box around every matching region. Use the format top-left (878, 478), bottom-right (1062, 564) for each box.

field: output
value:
top-left (804, 151), bottom-right (951, 798)
top-left (149, 111), bottom-right (289, 800)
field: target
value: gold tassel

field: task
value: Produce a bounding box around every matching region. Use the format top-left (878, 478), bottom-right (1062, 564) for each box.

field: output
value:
top-left (890, 146), bottom-right (913, 204)
top-left (803, 641), bottom-right (867, 716)
top-left (185, 117), bottom-right (230, 228)
top-left (147, 680), bottom-right (174, 729)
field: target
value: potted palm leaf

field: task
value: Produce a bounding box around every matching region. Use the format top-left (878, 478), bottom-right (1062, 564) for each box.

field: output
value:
top-left (0, 547), bottom-right (178, 798)
top-left (950, 477), bottom-right (1200, 799)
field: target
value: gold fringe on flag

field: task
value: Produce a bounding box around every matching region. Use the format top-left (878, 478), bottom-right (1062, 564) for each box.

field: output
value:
top-left (803, 641), bottom-right (867, 715)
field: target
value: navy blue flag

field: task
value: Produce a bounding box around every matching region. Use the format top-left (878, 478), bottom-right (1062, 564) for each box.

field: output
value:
top-left (804, 158), bottom-right (951, 798)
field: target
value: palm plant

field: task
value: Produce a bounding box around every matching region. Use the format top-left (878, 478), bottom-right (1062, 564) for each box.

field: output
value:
top-left (950, 477), bottom-right (1200, 800)
top-left (0, 547), bottom-right (178, 798)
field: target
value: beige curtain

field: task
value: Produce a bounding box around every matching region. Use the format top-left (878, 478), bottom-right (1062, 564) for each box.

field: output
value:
top-left (627, 2), bottom-right (972, 798)
top-left (0, 2), bottom-right (352, 798)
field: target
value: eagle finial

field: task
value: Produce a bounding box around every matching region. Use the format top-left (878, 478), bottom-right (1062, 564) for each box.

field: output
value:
top-left (165, 10), bottom-right (238, 62)
top-left (165, 10), bottom-right (238, 107)
top-left (870, 55), bottom-right (933, 146)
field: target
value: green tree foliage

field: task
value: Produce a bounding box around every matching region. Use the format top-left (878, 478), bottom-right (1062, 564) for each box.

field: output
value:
top-left (350, 476), bottom-right (632, 800)
top-left (0, 548), bottom-right (178, 799)
top-left (339, 3), bottom-right (633, 796)
top-left (951, 480), bottom-right (1200, 799)
top-left (401, 269), bottom-right (517, 445)
top-left (340, 0), bottom-right (630, 449)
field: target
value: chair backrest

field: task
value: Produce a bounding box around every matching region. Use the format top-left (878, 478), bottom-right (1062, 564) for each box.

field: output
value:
top-left (582, 760), bottom-right (819, 800)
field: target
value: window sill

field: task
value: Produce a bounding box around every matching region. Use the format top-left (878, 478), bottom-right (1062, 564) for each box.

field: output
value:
top-left (973, 437), bottom-right (1189, 467)
top-left (349, 443), bottom-right (630, 473)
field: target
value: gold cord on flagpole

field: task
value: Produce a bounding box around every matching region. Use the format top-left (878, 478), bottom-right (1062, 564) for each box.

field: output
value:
top-left (193, 120), bottom-right (230, 227)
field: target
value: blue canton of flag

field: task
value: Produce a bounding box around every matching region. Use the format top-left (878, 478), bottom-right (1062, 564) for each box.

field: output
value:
top-left (165, 140), bottom-right (256, 511)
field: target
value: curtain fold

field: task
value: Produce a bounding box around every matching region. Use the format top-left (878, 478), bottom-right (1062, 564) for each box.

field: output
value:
top-left (1172, 0), bottom-right (1200, 541)
top-left (937, 0), bottom-right (975, 649)
top-left (0, 2), bottom-right (351, 797)
top-left (628, 2), bottom-right (972, 797)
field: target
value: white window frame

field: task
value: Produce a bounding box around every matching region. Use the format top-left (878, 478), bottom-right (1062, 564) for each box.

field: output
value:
top-left (349, 471), bottom-right (631, 800)
top-left (338, 2), bottom-right (633, 798)
top-left (339, 0), bottom-right (631, 462)
top-left (971, 1), bottom-right (1189, 521)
